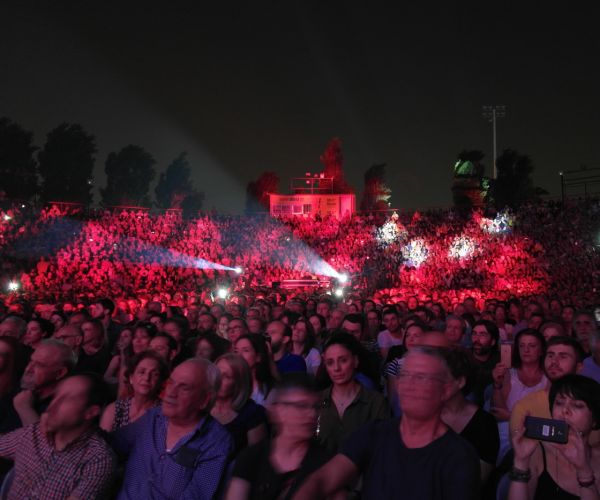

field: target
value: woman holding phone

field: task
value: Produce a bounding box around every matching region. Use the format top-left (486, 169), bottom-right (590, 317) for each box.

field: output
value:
top-left (509, 374), bottom-right (600, 499)
top-left (492, 329), bottom-right (548, 417)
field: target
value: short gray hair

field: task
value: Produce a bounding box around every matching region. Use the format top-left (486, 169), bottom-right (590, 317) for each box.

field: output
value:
top-left (40, 338), bottom-right (78, 372)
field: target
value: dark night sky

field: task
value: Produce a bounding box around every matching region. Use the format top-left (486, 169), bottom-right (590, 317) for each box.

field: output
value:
top-left (1, 2), bottom-right (599, 213)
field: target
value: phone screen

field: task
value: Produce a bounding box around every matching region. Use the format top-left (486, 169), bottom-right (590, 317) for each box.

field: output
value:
top-left (500, 343), bottom-right (512, 368)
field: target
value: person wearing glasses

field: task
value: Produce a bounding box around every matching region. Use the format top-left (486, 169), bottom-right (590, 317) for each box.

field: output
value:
top-left (294, 346), bottom-right (480, 500)
top-left (226, 318), bottom-right (249, 345)
top-left (225, 374), bottom-right (341, 500)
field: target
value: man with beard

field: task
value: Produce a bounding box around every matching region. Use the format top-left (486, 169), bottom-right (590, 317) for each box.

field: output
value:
top-left (509, 336), bottom-right (585, 429)
top-left (266, 321), bottom-right (307, 375)
top-left (467, 320), bottom-right (499, 407)
top-left (90, 298), bottom-right (122, 351)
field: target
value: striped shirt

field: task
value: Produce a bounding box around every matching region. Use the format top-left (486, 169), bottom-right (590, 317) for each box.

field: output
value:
top-left (0, 423), bottom-right (115, 500)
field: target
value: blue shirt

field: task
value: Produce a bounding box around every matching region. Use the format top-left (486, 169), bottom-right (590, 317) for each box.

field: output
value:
top-left (112, 406), bottom-right (233, 500)
top-left (275, 351), bottom-right (307, 374)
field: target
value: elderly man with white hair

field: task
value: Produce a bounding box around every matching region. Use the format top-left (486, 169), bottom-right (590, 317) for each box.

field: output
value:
top-left (112, 357), bottom-right (233, 500)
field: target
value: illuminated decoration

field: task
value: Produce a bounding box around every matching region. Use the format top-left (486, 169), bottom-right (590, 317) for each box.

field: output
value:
top-left (479, 210), bottom-right (514, 234)
top-left (454, 159), bottom-right (476, 176)
top-left (234, 267), bottom-right (243, 274)
top-left (449, 236), bottom-right (477, 259)
top-left (338, 274), bottom-right (348, 284)
top-left (376, 219), bottom-right (408, 247)
top-left (7, 281), bottom-right (19, 292)
top-left (402, 239), bottom-right (429, 267)
top-left (3, 215), bottom-right (11, 221)
top-left (334, 288), bottom-right (344, 297)
top-left (216, 288), bottom-right (228, 299)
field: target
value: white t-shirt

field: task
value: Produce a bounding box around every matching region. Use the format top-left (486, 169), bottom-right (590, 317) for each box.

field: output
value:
top-left (304, 347), bottom-right (322, 376)
top-left (377, 330), bottom-right (404, 350)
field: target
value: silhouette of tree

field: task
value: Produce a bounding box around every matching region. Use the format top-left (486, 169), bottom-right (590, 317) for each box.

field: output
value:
top-left (489, 149), bottom-right (547, 208)
top-left (245, 171), bottom-right (279, 213)
top-left (181, 191), bottom-right (205, 219)
top-left (38, 123), bottom-right (96, 204)
top-left (320, 138), bottom-right (353, 193)
top-left (0, 117), bottom-right (38, 200)
top-left (360, 163), bottom-right (391, 212)
top-left (155, 152), bottom-right (195, 209)
top-left (101, 145), bottom-right (156, 207)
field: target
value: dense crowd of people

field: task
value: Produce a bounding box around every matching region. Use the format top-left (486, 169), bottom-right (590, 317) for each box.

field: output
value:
top-left (0, 198), bottom-right (598, 499)
top-left (0, 198), bottom-right (598, 307)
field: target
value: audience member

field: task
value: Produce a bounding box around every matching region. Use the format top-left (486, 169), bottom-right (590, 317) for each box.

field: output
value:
top-left (0, 373), bottom-right (116, 499)
top-left (211, 353), bottom-right (267, 455)
top-left (295, 346), bottom-right (480, 499)
top-left (112, 358), bottom-right (233, 499)
top-left (101, 351), bottom-right (168, 431)
top-left (226, 374), bottom-right (337, 500)
top-left (509, 375), bottom-right (600, 499)
top-left (316, 333), bottom-right (390, 452)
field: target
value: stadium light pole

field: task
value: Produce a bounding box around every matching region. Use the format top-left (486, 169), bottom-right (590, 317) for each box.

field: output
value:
top-left (482, 105), bottom-right (506, 179)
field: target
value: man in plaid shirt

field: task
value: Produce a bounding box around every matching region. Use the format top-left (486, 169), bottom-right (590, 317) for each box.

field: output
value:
top-left (0, 373), bottom-right (116, 499)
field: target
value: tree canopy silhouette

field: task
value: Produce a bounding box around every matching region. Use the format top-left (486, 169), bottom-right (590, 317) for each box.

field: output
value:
top-left (38, 123), bottom-right (96, 204)
top-left (245, 171), bottom-right (279, 213)
top-left (0, 117), bottom-right (38, 201)
top-left (155, 152), bottom-right (201, 209)
top-left (360, 163), bottom-right (391, 212)
top-left (320, 138), bottom-right (353, 194)
top-left (489, 149), bottom-right (547, 208)
top-left (101, 145), bottom-right (156, 207)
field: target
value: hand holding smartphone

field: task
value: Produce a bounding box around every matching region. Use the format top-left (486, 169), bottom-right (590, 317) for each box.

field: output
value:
top-left (500, 342), bottom-right (512, 368)
top-left (524, 416), bottom-right (568, 444)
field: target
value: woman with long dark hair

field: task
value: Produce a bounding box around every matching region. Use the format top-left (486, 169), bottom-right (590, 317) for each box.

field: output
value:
top-left (100, 350), bottom-right (168, 431)
top-left (234, 334), bottom-right (276, 406)
top-left (291, 318), bottom-right (321, 375)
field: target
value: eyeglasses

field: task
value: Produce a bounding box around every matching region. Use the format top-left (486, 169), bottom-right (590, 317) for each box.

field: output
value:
top-left (397, 370), bottom-right (447, 386)
top-left (273, 400), bottom-right (320, 413)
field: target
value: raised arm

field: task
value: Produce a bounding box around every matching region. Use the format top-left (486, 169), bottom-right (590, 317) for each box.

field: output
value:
top-left (292, 454), bottom-right (358, 500)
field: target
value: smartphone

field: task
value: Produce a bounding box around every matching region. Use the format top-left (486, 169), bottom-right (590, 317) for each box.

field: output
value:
top-left (500, 342), bottom-right (512, 368)
top-left (524, 416), bottom-right (568, 444)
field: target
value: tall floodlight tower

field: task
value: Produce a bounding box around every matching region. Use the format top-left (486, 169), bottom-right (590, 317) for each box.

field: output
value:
top-left (482, 105), bottom-right (506, 179)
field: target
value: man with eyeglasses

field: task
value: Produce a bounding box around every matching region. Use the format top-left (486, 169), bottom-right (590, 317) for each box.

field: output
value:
top-left (294, 346), bottom-right (480, 499)
top-left (226, 374), bottom-right (339, 500)
top-left (52, 324), bottom-right (83, 356)
top-left (226, 318), bottom-right (249, 345)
